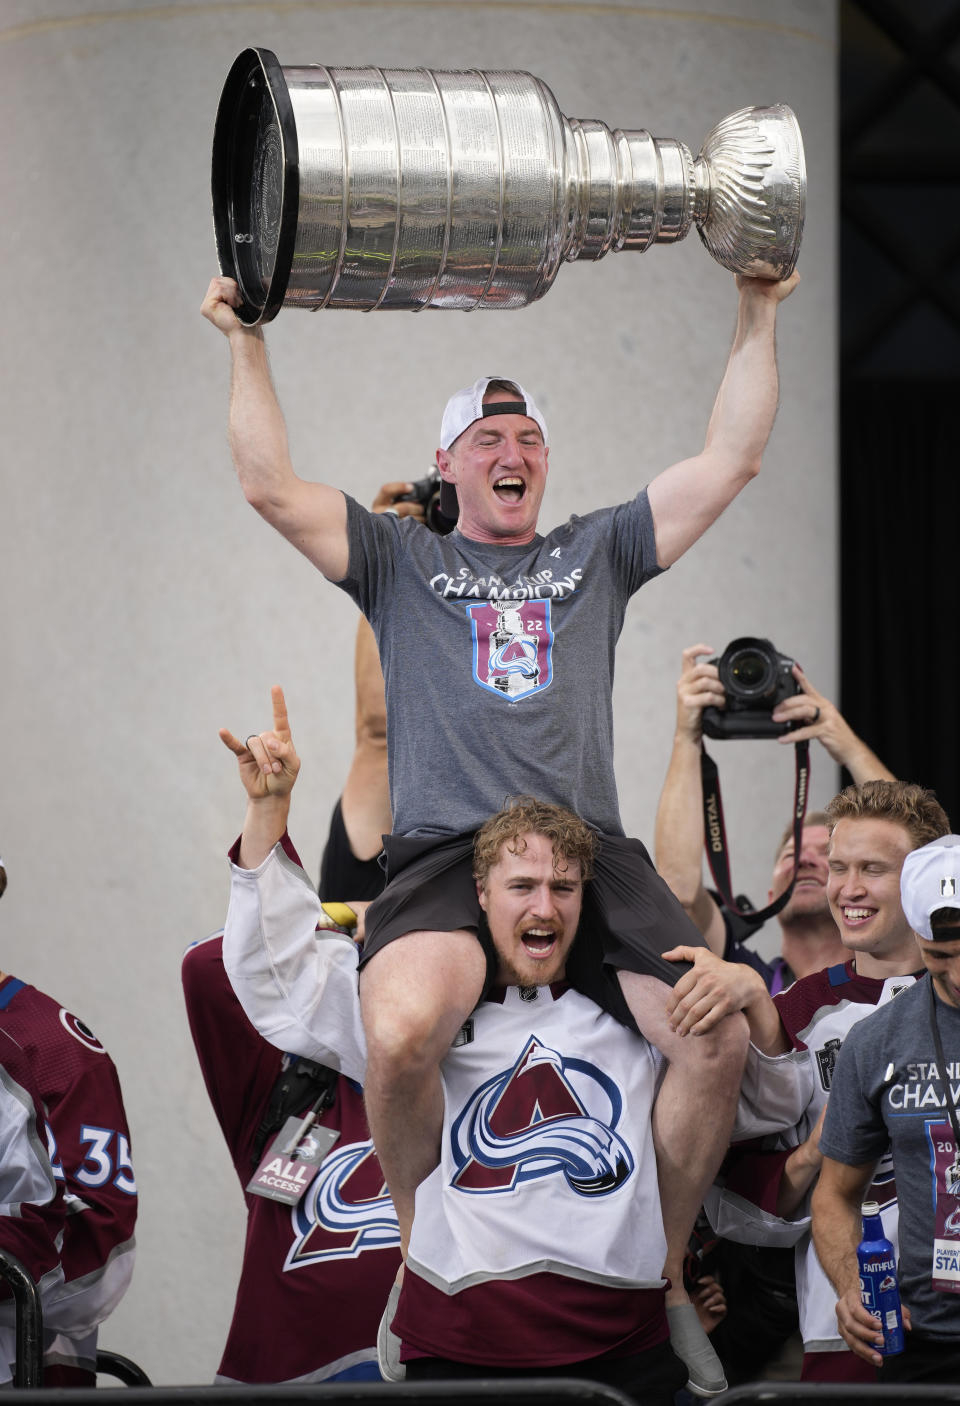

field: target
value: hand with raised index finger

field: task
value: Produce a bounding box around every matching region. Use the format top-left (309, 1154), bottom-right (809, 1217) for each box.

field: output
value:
top-left (219, 685), bottom-right (300, 801)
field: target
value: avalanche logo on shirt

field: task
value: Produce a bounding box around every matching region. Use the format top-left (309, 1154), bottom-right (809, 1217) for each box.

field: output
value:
top-left (450, 1036), bottom-right (633, 1196)
top-left (467, 602), bottom-right (553, 700)
top-left (285, 1141), bottom-right (399, 1268)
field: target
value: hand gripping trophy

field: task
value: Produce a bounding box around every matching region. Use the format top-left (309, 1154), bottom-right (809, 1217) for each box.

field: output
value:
top-left (211, 49), bottom-right (805, 324)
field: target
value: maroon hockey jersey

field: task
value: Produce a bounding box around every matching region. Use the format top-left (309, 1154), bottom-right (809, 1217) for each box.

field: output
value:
top-left (182, 933), bottom-right (401, 1383)
top-left (0, 975), bottom-right (137, 1378)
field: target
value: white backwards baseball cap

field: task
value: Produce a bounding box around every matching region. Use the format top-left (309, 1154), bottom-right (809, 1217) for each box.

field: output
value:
top-left (900, 834), bottom-right (960, 940)
top-left (438, 376), bottom-right (549, 520)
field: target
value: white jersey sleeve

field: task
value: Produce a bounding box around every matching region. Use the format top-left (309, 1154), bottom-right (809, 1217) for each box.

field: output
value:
top-left (703, 1181), bottom-right (809, 1249)
top-left (223, 843), bottom-right (367, 1084)
top-left (732, 1042), bottom-right (814, 1140)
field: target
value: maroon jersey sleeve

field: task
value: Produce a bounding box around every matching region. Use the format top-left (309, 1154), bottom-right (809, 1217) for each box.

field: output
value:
top-left (15, 987), bottom-right (138, 1288)
top-left (182, 933), bottom-right (282, 1176)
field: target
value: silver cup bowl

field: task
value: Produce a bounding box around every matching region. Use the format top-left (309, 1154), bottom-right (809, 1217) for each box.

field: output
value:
top-left (212, 49), bottom-right (805, 324)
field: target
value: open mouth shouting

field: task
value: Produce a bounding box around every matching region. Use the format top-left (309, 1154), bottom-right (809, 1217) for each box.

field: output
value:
top-left (519, 925), bottom-right (560, 961)
top-left (493, 475), bottom-right (526, 504)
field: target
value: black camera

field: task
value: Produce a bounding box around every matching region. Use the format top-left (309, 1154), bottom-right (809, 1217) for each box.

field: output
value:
top-left (395, 470), bottom-right (456, 535)
top-left (701, 637), bottom-right (800, 740)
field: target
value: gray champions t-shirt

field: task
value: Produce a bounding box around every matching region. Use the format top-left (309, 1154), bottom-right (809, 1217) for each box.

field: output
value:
top-left (336, 491), bottom-right (663, 838)
top-left (819, 975), bottom-right (960, 1340)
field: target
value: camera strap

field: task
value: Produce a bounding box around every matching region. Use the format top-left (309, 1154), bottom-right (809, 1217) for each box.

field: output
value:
top-left (699, 738), bottom-right (811, 926)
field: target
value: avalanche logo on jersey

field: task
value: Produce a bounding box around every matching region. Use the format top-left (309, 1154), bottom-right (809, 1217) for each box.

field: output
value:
top-left (450, 1037), bottom-right (634, 1196)
top-left (285, 1140), bottom-right (399, 1269)
top-left (59, 1008), bottom-right (106, 1054)
top-left (467, 602), bottom-right (553, 701)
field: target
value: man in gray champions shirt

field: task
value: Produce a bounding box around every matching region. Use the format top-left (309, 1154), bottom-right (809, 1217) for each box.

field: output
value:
top-left (812, 834), bottom-right (960, 1385)
top-left (202, 268), bottom-right (798, 1397)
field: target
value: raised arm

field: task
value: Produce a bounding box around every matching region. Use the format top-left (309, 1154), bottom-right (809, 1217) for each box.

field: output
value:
top-left (336, 480), bottom-right (423, 861)
top-left (201, 276), bottom-right (349, 580)
top-left (771, 664), bottom-right (896, 782)
top-left (220, 687), bottom-right (368, 1080)
top-left (654, 644), bottom-right (726, 952)
top-left (219, 683), bottom-right (299, 869)
top-left (646, 272), bottom-right (799, 569)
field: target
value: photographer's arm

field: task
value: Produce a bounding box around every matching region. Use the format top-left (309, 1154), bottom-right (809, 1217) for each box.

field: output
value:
top-left (771, 666), bottom-right (895, 782)
top-left (339, 616), bottom-right (391, 863)
top-left (201, 276), bottom-right (349, 581)
top-left (654, 645), bottom-right (727, 953)
top-left (646, 272), bottom-right (798, 569)
top-left (337, 481), bottom-right (426, 862)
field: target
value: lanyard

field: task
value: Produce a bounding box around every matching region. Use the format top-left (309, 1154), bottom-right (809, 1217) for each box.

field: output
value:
top-left (928, 977), bottom-right (960, 1151)
top-left (700, 738), bottom-right (810, 926)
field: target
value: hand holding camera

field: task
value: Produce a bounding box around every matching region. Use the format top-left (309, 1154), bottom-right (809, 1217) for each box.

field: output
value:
top-left (675, 644), bottom-right (726, 743)
top-left (701, 637), bottom-right (800, 741)
top-left (675, 639), bottom-right (894, 780)
top-left (391, 469), bottom-right (456, 534)
top-left (370, 480), bottom-right (427, 522)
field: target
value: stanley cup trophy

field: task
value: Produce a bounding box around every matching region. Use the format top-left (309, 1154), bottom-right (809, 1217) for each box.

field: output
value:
top-left (212, 48), bottom-right (805, 325)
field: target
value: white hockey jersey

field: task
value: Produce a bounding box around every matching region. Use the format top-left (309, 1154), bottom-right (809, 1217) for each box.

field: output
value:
top-left (224, 843), bottom-right (813, 1363)
top-left (224, 845), bottom-right (666, 1288)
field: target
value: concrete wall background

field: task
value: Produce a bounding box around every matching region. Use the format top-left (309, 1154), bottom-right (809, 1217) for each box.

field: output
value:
top-left (0, 0), bottom-right (836, 1384)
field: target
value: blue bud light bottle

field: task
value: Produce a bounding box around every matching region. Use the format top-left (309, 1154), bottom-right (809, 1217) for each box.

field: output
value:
top-left (857, 1200), bottom-right (904, 1356)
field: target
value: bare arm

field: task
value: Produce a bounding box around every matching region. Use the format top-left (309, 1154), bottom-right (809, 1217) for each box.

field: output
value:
top-left (646, 272), bottom-right (799, 569)
top-left (338, 616), bottom-right (391, 861)
top-left (771, 665), bottom-right (896, 782)
top-left (336, 480), bottom-right (425, 861)
top-left (811, 1155), bottom-right (903, 1367)
top-left (654, 644), bottom-right (727, 953)
top-left (201, 277), bottom-right (349, 580)
top-left (775, 1103), bottom-right (826, 1218)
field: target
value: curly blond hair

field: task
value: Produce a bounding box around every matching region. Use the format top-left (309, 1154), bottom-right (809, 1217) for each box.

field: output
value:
top-left (826, 780), bottom-right (950, 852)
top-left (473, 797), bottom-right (597, 885)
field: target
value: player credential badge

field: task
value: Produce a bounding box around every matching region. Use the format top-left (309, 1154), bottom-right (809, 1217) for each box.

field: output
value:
top-left (816, 1036), bottom-right (842, 1091)
top-left (467, 601), bottom-right (553, 700)
top-left (450, 1036), bottom-right (634, 1196)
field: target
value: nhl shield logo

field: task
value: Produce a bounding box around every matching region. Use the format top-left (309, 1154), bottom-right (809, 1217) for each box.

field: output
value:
top-left (816, 1036), bottom-right (842, 1091)
top-left (468, 601), bottom-right (553, 700)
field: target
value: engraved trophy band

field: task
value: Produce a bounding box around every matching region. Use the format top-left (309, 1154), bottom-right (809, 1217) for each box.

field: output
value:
top-left (212, 48), bottom-right (805, 325)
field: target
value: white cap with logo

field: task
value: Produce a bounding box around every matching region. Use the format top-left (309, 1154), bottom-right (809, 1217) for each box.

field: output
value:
top-left (900, 834), bottom-right (960, 940)
top-left (439, 376), bottom-right (548, 451)
top-left (437, 376), bottom-right (549, 521)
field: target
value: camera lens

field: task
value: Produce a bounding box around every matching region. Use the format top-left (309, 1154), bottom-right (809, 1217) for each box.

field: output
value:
top-left (723, 641), bottom-right (776, 701)
top-left (732, 651), bottom-right (767, 688)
